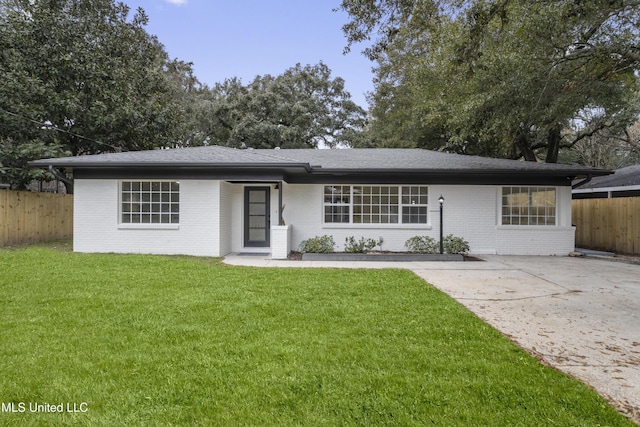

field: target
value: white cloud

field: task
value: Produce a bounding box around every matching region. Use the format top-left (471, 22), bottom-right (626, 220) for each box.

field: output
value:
top-left (165, 0), bottom-right (187, 5)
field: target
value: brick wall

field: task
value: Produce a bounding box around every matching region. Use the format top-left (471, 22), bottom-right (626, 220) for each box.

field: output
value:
top-left (74, 179), bottom-right (222, 256)
top-left (71, 180), bottom-right (575, 257)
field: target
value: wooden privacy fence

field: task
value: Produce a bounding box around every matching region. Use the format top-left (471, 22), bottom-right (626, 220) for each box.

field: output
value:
top-left (572, 197), bottom-right (640, 255)
top-left (0, 190), bottom-right (73, 246)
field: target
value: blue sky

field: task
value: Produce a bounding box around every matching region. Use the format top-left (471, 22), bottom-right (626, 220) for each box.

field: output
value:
top-left (122, 0), bottom-right (374, 108)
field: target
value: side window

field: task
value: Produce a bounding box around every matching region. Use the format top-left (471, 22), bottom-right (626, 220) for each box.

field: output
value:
top-left (502, 187), bottom-right (556, 225)
top-left (121, 181), bottom-right (180, 224)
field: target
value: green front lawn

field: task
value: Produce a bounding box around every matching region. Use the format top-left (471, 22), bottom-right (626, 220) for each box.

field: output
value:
top-left (0, 244), bottom-right (632, 426)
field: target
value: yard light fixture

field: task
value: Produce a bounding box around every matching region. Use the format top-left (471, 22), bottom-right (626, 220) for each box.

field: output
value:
top-left (438, 195), bottom-right (445, 254)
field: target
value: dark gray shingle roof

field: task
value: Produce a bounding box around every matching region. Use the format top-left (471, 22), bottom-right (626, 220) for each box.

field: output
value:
top-left (30, 145), bottom-right (610, 176)
top-left (577, 164), bottom-right (640, 189)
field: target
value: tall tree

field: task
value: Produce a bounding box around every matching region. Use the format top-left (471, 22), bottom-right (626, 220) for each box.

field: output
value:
top-left (563, 116), bottom-right (640, 168)
top-left (203, 63), bottom-right (367, 149)
top-left (339, 0), bottom-right (640, 162)
top-left (0, 0), bottom-right (184, 188)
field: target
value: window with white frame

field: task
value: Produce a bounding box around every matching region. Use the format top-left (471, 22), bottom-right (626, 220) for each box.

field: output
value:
top-left (401, 186), bottom-right (429, 224)
top-left (353, 186), bottom-right (399, 224)
top-left (324, 185), bottom-right (429, 224)
top-left (121, 181), bottom-right (180, 224)
top-left (324, 185), bottom-right (350, 223)
top-left (501, 187), bottom-right (556, 226)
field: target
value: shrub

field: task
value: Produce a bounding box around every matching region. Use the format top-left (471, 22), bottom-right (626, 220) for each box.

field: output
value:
top-left (405, 234), bottom-right (470, 254)
top-left (344, 236), bottom-right (380, 253)
top-left (404, 236), bottom-right (439, 254)
top-left (443, 234), bottom-right (470, 254)
top-left (298, 235), bottom-right (335, 254)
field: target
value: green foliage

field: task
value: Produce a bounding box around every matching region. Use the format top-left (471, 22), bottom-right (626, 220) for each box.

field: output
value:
top-left (443, 234), bottom-right (470, 255)
top-left (0, 247), bottom-right (631, 425)
top-left (0, 0), bottom-right (186, 187)
top-left (298, 234), bottom-right (336, 254)
top-left (404, 235), bottom-right (439, 254)
top-left (340, 0), bottom-right (640, 163)
top-left (344, 236), bottom-right (380, 253)
top-left (0, 139), bottom-right (67, 190)
top-left (405, 234), bottom-right (470, 254)
top-left (202, 63), bottom-right (367, 149)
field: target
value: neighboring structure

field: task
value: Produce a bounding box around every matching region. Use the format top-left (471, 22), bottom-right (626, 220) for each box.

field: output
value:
top-left (572, 164), bottom-right (640, 199)
top-left (30, 146), bottom-right (611, 258)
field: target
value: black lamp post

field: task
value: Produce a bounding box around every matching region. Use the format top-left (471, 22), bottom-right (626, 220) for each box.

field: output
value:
top-left (438, 195), bottom-right (445, 254)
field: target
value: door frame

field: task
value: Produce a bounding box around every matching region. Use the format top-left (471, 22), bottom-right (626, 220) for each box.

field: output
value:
top-left (243, 186), bottom-right (271, 248)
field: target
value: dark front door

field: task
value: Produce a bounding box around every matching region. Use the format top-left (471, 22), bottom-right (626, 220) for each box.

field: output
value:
top-left (244, 187), bottom-right (270, 247)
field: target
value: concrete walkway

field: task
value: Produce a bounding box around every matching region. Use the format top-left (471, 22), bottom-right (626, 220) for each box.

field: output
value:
top-left (223, 253), bottom-right (640, 422)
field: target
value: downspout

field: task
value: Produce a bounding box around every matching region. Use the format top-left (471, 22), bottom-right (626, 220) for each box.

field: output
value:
top-left (572, 174), bottom-right (592, 189)
top-left (48, 165), bottom-right (74, 194)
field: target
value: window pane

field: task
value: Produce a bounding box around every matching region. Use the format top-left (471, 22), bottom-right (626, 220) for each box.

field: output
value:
top-left (121, 181), bottom-right (179, 224)
top-left (325, 185), bottom-right (429, 225)
top-left (501, 187), bottom-right (556, 226)
top-left (400, 186), bottom-right (428, 224)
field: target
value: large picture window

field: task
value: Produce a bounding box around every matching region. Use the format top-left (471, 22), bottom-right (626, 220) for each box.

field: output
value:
top-left (121, 181), bottom-right (180, 224)
top-left (502, 187), bottom-right (556, 226)
top-left (324, 185), bottom-right (428, 225)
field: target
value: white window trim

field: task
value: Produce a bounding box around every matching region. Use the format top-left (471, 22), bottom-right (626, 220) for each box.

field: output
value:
top-left (323, 223), bottom-right (433, 230)
top-left (499, 186), bottom-right (558, 227)
top-left (118, 180), bottom-right (181, 229)
top-left (117, 223), bottom-right (180, 230)
top-left (322, 185), bottom-right (431, 227)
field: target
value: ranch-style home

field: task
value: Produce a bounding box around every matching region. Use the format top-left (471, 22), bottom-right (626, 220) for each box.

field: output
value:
top-left (30, 146), bottom-right (611, 258)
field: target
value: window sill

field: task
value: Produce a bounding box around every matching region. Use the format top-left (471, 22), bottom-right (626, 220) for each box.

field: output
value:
top-left (118, 223), bottom-right (180, 230)
top-left (497, 225), bottom-right (574, 230)
top-left (323, 224), bottom-right (432, 230)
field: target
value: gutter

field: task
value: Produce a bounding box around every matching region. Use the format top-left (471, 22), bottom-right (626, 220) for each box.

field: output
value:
top-left (30, 162), bottom-right (314, 173)
top-left (309, 168), bottom-right (612, 177)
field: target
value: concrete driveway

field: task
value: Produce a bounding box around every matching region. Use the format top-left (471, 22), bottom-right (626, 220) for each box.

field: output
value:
top-left (224, 253), bottom-right (640, 421)
top-left (412, 255), bottom-right (640, 422)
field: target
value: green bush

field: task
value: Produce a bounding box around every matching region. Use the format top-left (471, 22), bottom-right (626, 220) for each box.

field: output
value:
top-left (344, 236), bottom-right (380, 253)
top-left (405, 234), bottom-right (470, 254)
top-left (298, 235), bottom-right (335, 254)
top-left (443, 234), bottom-right (470, 254)
top-left (404, 236), bottom-right (439, 254)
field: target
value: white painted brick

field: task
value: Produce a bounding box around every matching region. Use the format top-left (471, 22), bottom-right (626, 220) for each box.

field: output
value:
top-left (73, 180), bottom-right (576, 257)
top-left (74, 179), bottom-right (221, 256)
top-left (271, 225), bottom-right (291, 259)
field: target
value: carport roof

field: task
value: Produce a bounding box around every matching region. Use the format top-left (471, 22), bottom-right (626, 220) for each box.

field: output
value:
top-left (575, 164), bottom-right (640, 189)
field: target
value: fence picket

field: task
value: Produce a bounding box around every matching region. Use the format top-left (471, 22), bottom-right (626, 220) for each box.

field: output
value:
top-left (0, 190), bottom-right (73, 246)
top-left (572, 197), bottom-right (640, 255)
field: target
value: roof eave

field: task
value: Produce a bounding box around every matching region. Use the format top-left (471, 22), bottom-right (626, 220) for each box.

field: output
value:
top-left (29, 161), bottom-right (313, 173)
top-left (308, 167), bottom-right (613, 177)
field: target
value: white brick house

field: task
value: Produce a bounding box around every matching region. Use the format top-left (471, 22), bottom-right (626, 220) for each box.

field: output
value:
top-left (31, 146), bottom-right (611, 258)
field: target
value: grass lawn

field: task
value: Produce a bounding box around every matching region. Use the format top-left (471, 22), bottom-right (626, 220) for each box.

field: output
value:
top-left (0, 243), bottom-right (633, 426)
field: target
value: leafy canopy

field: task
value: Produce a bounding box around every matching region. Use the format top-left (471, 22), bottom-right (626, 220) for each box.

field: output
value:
top-left (340, 0), bottom-right (640, 163)
top-left (0, 0), bottom-right (185, 188)
top-left (198, 63), bottom-right (367, 149)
